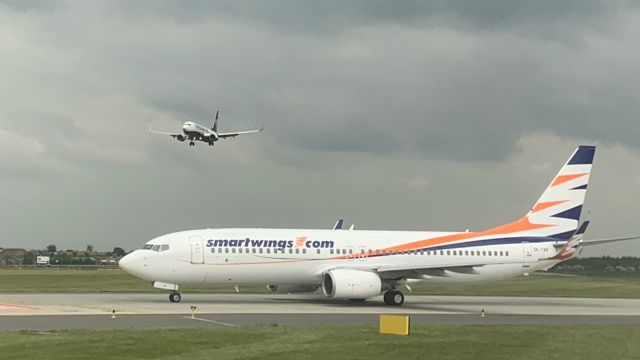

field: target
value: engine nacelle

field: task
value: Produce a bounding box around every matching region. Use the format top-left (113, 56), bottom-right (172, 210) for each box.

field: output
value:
top-left (266, 284), bottom-right (319, 294)
top-left (322, 269), bottom-right (382, 299)
top-left (175, 134), bottom-right (186, 142)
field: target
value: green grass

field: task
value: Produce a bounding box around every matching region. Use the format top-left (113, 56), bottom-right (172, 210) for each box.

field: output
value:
top-left (1, 269), bottom-right (640, 298)
top-left (0, 325), bottom-right (638, 360)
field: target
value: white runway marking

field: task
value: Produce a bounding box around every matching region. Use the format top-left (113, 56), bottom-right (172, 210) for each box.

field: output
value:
top-left (183, 316), bottom-right (237, 327)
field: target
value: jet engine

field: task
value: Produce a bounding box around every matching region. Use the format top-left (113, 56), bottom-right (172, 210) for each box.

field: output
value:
top-left (175, 134), bottom-right (186, 142)
top-left (322, 269), bottom-right (382, 299)
top-left (266, 284), bottom-right (319, 294)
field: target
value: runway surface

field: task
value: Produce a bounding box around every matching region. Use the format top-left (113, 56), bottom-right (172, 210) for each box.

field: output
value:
top-left (1, 293), bottom-right (640, 330)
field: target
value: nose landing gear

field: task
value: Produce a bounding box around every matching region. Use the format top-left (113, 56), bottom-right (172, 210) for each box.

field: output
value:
top-left (189, 141), bottom-right (195, 146)
top-left (169, 292), bottom-right (182, 303)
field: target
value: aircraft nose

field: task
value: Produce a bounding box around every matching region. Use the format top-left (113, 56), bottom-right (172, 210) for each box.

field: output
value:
top-left (118, 253), bottom-right (133, 272)
top-left (118, 251), bottom-right (146, 278)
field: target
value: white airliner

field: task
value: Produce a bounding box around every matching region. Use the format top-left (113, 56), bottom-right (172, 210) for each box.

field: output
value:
top-left (119, 146), bottom-right (639, 305)
top-left (149, 111), bottom-right (263, 146)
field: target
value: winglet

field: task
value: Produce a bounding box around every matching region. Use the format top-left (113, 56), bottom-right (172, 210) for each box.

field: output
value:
top-left (333, 219), bottom-right (344, 230)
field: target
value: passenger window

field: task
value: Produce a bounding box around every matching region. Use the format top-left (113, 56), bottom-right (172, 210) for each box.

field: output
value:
top-left (447, 250), bottom-right (451, 255)
top-left (494, 251), bottom-right (498, 256)
top-left (330, 249), bottom-right (334, 254)
top-left (471, 251), bottom-right (474, 256)
top-left (225, 248), bottom-right (229, 253)
top-left (259, 248), bottom-right (263, 254)
top-left (252, 248), bottom-right (256, 254)
top-left (238, 249), bottom-right (243, 254)
top-left (295, 249), bottom-right (300, 254)
top-left (317, 249), bottom-right (320, 254)
top-left (231, 248), bottom-right (236, 253)
top-left (211, 248), bottom-right (215, 253)
top-left (482, 251), bottom-right (486, 256)
top-left (343, 249), bottom-right (347, 255)
top-left (453, 250), bottom-right (457, 255)
top-left (506, 251), bottom-right (510, 256)
top-left (266, 248), bottom-right (271, 254)
top-left (349, 249), bottom-right (353, 254)
top-left (500, 251), bottom-right (504, 256)
top-left (303, 249), bottom-right (307, 254)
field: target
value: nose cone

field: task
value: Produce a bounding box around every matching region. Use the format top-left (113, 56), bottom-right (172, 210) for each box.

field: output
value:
top-left (118, 253), bottom-right (134, 274)
top-left (118, 251), bottom-right (146, 279)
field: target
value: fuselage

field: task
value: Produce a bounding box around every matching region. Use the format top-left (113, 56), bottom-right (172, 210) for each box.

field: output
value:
top-left (120, 227), bottom-right (562, 287)
top-left (182, 121), bottom-right (217, 142)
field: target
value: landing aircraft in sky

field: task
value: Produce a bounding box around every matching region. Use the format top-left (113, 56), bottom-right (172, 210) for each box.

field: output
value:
top-left (149, 111), bottom-right (263, 146)
top-left (119, 146), bottom-right (639, 305)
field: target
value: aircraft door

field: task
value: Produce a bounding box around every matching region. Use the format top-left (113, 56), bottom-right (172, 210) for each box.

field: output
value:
top-left (190, 236), bottom-right (205, 264)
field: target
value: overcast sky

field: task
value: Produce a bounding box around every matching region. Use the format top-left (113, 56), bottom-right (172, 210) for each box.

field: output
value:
top-left (1, 0), bottom-right (639, 256)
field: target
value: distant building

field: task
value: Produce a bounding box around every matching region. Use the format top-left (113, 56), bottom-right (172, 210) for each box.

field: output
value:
top-left (0, 248), bottom-right (27, 265)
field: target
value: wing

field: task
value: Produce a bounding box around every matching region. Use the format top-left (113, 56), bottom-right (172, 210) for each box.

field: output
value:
top-left (217, 127), bottom-right (264, 139)
top-left (317, 258), bottom-right (509, 282)
top-left (149, 128), bottom-right (183, 138)
top-left (373, 262), bottom-right (491, 280)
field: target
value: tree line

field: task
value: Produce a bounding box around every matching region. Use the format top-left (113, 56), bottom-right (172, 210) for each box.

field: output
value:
top-left (550, 256), bottom-right (640, 276)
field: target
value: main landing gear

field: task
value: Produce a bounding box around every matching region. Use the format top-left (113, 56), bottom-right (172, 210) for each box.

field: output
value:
top-left (169, 292), bottom-right (182, 303)
top-left (383, 290), bottom-right (404, 306)
top-left (189, 141), bottom-right (195, 146)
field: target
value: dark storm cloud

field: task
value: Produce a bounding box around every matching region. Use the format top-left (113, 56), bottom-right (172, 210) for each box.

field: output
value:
top-left (1, 1), bottom-right (639, 256)
top-left (115, 0), bottom-right (629, 38)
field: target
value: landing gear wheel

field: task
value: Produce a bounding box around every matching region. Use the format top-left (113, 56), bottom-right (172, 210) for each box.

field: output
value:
top-left (383, 290), bottom-right (404, 306)
top-left (169, 292), bottom-right (182, 303)
top-left (189, 141), bottom-right (195, 146)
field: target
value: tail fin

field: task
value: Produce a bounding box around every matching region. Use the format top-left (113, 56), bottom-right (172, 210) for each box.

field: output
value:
top-left (482, 146), bottom-right (595, 240)
top-left (212, 110), bottom-right (219, 132)
top-left (526, 145), bottom-right (595, 239)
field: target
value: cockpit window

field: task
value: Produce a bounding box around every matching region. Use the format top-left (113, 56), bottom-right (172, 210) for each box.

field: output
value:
top-left (142, 244), bottom-right (170, 252)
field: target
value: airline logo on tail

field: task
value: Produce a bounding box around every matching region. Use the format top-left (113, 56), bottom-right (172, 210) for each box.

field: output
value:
top-left (527, 145), bottom-right (595, 240)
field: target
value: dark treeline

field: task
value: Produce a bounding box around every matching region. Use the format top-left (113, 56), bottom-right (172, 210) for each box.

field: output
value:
top-left (550, 257), bottom-right (640, 276)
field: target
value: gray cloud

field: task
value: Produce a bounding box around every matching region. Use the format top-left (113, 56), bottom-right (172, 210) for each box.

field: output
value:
top-left (0, 1), bottom-right (639, 256)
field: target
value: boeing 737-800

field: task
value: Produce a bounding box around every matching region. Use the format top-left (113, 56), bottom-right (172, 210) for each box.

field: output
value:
top-left (119, 146), bottom-right (638, 305)
top-left (149, 111), bottom-right (263, 146)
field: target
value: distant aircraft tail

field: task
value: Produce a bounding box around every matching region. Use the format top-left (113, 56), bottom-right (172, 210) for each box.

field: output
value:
top-left (481, 146), bottom-right (595, 240)
top-left (212, 110), bottom-right (219, 132)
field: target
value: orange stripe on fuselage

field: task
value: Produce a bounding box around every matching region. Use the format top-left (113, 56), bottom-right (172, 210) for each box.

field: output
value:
top-left (377, 216), bottom-right (553, 254)
top-left (551, 173), bottom-right (587, 187)
top-left (531, 200), bottom-right (568, 213)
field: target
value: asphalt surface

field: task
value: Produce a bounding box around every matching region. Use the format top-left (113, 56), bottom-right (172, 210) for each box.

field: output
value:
top-left (2, 293), bottom-right (640, 330)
